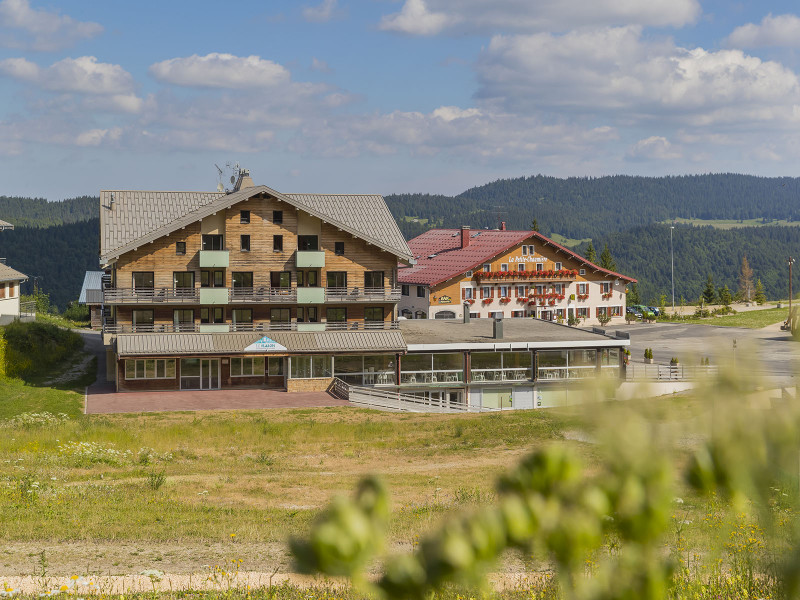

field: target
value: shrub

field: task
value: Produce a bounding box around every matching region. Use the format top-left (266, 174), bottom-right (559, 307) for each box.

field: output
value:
top-left (1, 320), bottom-right (83, 379)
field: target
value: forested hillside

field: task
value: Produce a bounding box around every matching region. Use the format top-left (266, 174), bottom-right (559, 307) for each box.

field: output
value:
top-left (386, 174), bottom-right (800, 240)
top-left (0, 219), bottom-right (99, 311)
top-left (0, 195), bottom-right (96, 227)
top-left (585, 224), bottom-right (800, 305)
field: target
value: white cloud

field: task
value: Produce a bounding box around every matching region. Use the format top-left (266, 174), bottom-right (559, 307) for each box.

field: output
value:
top-left (379, 0), bottom-right (451, 36)
top-left (0, 0), bottom-right (102, 51)
top-left (75, 127), bottom-right (122, 147)
top-left (310, 57), bottom-right (331, 72)
top-left (149, 53), bottom-right (291, 89)
top-left (379, 0), bottom-right (699, 36)
top-left (0, 56), bottom-right (137, 95)
top-left (302, 0), bottom-right (337, 23)
top-left (727, 13), bottom-right (800, 48)
top-left (626, 136), bottom-right (681, 161)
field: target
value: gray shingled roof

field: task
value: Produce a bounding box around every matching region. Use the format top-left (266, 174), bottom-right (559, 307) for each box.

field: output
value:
top-left (0, 219), bottom-right (13, 230)
top-left (0, 263), bottom-right (27, 282)
top-left (100, 185), bottom-right (413, 265)
top-left (79, 271), bottom-right (105, 304)
top-left (117, 330), bottom-right (407, 356)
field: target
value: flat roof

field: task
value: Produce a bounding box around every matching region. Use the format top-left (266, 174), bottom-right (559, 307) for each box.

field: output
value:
top-left (398, 318), bottom-right (628, 350)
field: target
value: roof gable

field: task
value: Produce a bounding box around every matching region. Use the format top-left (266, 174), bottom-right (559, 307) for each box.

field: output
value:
top-left (100, 185), bottom-right (412, 265)
top-left (0, 263), bottom-right (27, 282)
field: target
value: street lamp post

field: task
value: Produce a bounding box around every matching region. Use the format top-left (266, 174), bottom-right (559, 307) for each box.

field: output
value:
top-left (789, 257), bottom-right (795, 330)
top-left (670, 226), bottom-right (675, 314)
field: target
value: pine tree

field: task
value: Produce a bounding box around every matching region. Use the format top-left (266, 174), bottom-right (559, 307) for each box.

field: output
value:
top-left (754, 279), bottom-right (766, 305)
top-left (718, 285), bottom-right (732, 306)
top-left (585, 242), bottom-right (596, 263)
top-left (531, 219), bottom-right (539, 232)
top-left (627, 283), bottom-right (640, 306)
top-left (702, 274), bottom-right (717, 304)
top-left (600, 244), bottom-right (617, 271)
top-left (738, 256), bottom-right (754, 303)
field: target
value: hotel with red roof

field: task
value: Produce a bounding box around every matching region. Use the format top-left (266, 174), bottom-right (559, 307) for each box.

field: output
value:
top-left (398, 224), bottom-right (636, 325)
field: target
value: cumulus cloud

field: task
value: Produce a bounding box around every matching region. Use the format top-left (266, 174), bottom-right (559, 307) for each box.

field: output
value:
top-left (475, 26), bottom-right (800, 128)
top-left (626, 136), bottom-right (682, 161)
top-left (727, 13), bottom-right (800, 48)
top-left (303, 0), bottom-right (337, 23)
top-left (379, 0), bottom-right (699, 36)
top-left (379, 0), bottom-right (451, 36)
top-left (75, 127), bottom-right (122, 147)
top-left (0, 56), bottom-right (137, 95)
top-left (0, 0), bottom-right (102, 51)
top-left (149, 53), bottom-right (291, 89)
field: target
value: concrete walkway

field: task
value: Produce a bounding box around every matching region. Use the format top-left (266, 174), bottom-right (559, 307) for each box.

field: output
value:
top-left (85, 387), bottom-right (349, 414)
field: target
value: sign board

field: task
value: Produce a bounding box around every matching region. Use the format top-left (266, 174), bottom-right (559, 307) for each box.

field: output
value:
top-left (438, 295), bottom-right (452, 304)
top-left (243, 336), bottom-right (288, 352)
top-left (509, 256), bottom-right (546, 263)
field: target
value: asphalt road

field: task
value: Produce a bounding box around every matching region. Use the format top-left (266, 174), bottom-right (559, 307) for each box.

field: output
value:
top-left (604, 321), bottom-right (800, 383)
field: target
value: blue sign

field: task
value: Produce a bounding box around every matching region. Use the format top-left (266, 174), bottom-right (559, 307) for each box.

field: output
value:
top-left (243, 336), bottom-right (287, 352)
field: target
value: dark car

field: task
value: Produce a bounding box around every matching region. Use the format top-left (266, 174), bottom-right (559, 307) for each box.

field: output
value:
top-left (626, 306), bottom-right (642, 318)
top-left (648, 306), bottom-right (661, 317)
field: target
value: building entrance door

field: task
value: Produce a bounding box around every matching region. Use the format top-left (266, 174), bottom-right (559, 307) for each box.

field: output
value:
top-left (180, 358), bottom-right (220, 390)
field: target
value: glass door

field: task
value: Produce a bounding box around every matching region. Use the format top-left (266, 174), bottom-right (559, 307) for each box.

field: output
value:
top-left (201, 359), bottom-right (220, 389)
top-left (181, 358), bottom-right (220, 389)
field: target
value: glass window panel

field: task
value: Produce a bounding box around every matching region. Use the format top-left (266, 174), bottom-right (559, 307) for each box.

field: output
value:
top-left (240, 234), bottom-right (250, 250)
top-left (568, 349), bottom-right (597, 366)
top-left (272, 210), bottom-right (283, 224)
top-left (270, 308), bottom-right (290, 323)
top-left (125, 360), bottom-right (135, 379)
top-left (402, 353), bottom-right (431, 372)
top-left (145, 359), bottom-right (156, 378)
top-left (601, 348), bottom-right (620, 366)
top-left (433, 353), bottom-right (462, 371)
top-left (365, 307), bottom-right (383, 321)
top-left (133, 310), bottom-right (154, 325)
top-left (165, 360), bottom-right (176, 378)
top-left (213, 271), bottom-right (224, 287)
top-left (156, 360), bottom-right (165, 378)
top-left (327, 272), bottom-right (347, 288)
top-left (181, 358), bottom-right (201, 377)
top-left (231, 358), bottom-right (242, 376)
top-left (132, 272), bottom-right (154, 288)
top-left (336, 355), bottom-right (363, 374)
top-left (298, 235), bottom-right (319, 251)
top-left (174, 272), bottom-right (194, 288)
top-left (538, 350), bottom-right (567, 367)
top-left (365, 271), bottom-right (384, 288)
top-left (326, 307), bottom-right (346, 322)
top-left (253, 357), bottom-right (265, 375)
top-left (312, 356), bottom-right (331, 377)
top-left (364, 355), bottom-right (392, 372)
top-left (268, 357), bottom-right (283, 376)
top-left (503, 352), bottom-right (530, 369)
top-left (291, 356), bottom-right (312, 379)
top-left (233, 272), bottom-right (253, 287)
top-left (471, 352), bottom-right (502, 370)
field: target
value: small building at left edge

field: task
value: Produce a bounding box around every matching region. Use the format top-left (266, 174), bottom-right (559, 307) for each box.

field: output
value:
top-left (0, 218), bottom-right (32, 325)
top-left (92, 170), bottom-right (631, 410)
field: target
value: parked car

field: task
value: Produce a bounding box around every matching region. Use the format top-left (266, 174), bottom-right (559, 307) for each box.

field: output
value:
top-left (626, 306), bottom-right (642, 318)
top-left (632, 304), bottom-right (655, 319)
top-left (648, 306), bottom-right (661, 316)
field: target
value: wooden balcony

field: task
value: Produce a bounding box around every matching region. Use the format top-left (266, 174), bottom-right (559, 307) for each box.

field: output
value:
top-left (102, 320), bottom-right (400, 334)
top-left (103, 287), bottom-right (199, 304)
top-left (103, 286), bottom-right (401, 305)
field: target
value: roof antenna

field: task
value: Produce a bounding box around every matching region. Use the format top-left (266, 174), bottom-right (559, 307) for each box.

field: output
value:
top-left (215, 164), bottom-right (225, 192)
top-left (109, 192), bottom-right (115, 209)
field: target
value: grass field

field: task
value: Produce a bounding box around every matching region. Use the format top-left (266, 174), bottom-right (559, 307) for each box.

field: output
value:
top-left (549, 233), bottom-right (592, 248)
top-left (664, 306), bottom-right (787, 328)
top-left (666, 217), bottom-right (800, 229)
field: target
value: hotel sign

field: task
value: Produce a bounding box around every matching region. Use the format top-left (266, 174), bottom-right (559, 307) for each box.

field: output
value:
top-left (438, 295), bottom-right (452, 304)
top-left (510, 256), bottom-right (546, 263)
top-left (243, 336), bottom-right (287, 352)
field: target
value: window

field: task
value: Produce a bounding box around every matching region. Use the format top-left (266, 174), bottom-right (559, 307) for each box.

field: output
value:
top-left (577, 307), bottom-right (588, 318)
top-left (240, 235), bottom-right (250, 251)
top-left (536, 263), bottom-right (544, 272)
top-left (579, 269), bottom-right (586, 275)
top-left (290, 355), bottom-right (332, 379)
top-left (232, 308), bottom-right (253, 325)
top-left (334, 241), bottom-right (345, 256)
top-left (435, 311), bottom-right (456, 319)
top-left (554, 284), bottom-right (563, 294)
top-left (489, 311), bottom-right (504, 319)
top-left (173, 309), bottom-right (194, 331)
top-left (400, 308), bottom-right (412, 318)
top-left (483, 264), bottom-right (491, 272)
top-left (535, 284), bottom-right (544, 295)
top-left (500, 264), bottom-right (508, 272)
top-left (555, 262), bottom-right (562, 271)
top-left (522, 246), bottom-right (528, 256)
top-left (273, 235), bottom-right (283, 252)
top-left (463, 287), bottom-right (474, 300)
top-left (326, 307), bottom-right (347, 322)
top-left (499, 286), bottom-right (509, 297)
top-left (515, 285), bottom-right (525, 297)
top-left (601, 282), bottom-right (611, 294)
top-left (200, 307), bottom-right (224, 323)
top-left (230, 357), bottom-right (265, 377)
top-left (132, 309), bottom-right (154, 328)
top-left (416, 286), bottom-right (425, 298)
top-left (270, 308), bottom-right (291, 323)
top-left (415, 310), bottom-right (427, 319)
top-left (176, 242), bottom-right (186, 255)
top-left (271, 271), bottom-right (291, 288)
top-left (125, 359), bottom-right (176, 380)
top-left (268, 357), bottom-right (283, 376)
top-left (0, 284), bottom-right (4, 299)
top-left (298, 235), bottom-right (319, 251)
top-left (518, 264), bottom-right (525, 271)
top-left (297, 270), bottom-right (319, 287)
top-left (132, 272), bottom-right (154, 289)
top-left (334, 354), bottom-right (395, 386)
top-left (240, 210), bottom-right (250, 224)
top-left (298, 306), bottom-right (319, 322)
top-left (232, 272), bottom-right (253, 288)
top-left (327, 271), bottom-right (347, 288)
top-left (202, 234), bottom-right (223, 251)
top-left (465, 270), bottom-right (473, 277)
top-left (528, 245), bottom-right (535, 254)
top-left (481, 286), bottom-right (491, 299)
top-left (578, 283), bottom-right (588, 295)
top-left (609, 306), bottom-right (623, 317)
top-left (401, 284), bottom-right (410, 296)
top-left (365, 271), bottom-right (385, 288)
top-left (365, 307), bottom-right (384, 322)
top-left (200, 270), bottom-right (224, 287)
top-left (173, 272), bottom-right (194, 289)
top-left (512, 310), bottom-right (525, 318)
top-left (272, 210), bottom-right (283, 224)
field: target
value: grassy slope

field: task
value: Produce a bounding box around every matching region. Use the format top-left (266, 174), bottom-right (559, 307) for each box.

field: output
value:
top-left (670, 307), bottom-right (787, 328)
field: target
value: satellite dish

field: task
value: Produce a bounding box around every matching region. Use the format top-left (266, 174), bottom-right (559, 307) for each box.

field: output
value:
top-left (217, 183), bottom-right (224, 192)
top-left (230, 175), bottom-right (236, 184)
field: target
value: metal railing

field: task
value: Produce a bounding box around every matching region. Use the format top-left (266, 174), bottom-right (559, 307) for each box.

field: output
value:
top-left (330, 378), bottom-right (471, 413)
top-left (19, 301), bottom-right (36, 318)
top-left (103, 320), bottom-right (401, 334)
top-left (625, 363), bottom-right (719, 381)
top-left (103, 286), bottom-right (401, 304)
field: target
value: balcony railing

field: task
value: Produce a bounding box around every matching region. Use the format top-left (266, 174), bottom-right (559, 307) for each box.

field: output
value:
top-left (103, 286), bottom-right (401, 304)
top-left (102, 320), bottom-right (400, 334)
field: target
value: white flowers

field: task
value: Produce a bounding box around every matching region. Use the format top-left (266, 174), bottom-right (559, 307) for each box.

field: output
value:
top-left (57, 441), bottom-right (173, 467)
top-left (0, 584), bottom-right (18, 597)
top-left (38, 575), bottom-right (97, 596)
top-left (0, 412), bottom-right (69, 428)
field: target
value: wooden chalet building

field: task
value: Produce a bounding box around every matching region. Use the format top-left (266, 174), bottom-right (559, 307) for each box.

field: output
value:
top-left (398, 225), bottom-right (636, 325)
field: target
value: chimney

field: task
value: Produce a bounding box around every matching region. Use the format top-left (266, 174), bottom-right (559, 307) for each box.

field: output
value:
top-left (460, 226), bottom-right (471, 248)
top-left (493, 317), bottom-right (503, 339)
top-left (500, 221), bottom-right (506, 231)
top-left (233, 168), bottom-right (254, 191)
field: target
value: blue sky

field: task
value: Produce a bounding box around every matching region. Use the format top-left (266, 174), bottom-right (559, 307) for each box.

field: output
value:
top-left (3, 0), bottom-right (800, 199)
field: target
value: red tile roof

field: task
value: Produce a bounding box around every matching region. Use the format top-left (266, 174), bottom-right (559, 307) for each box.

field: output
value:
top-left (398, 228), bottom-right (637, 286)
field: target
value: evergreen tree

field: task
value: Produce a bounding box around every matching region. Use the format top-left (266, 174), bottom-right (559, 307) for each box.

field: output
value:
top-left (627, 283), bottom-right (640, 306)
top-left (600, 244), bottom-right (617, 271)
top-left (738, 255), bottom-right (754, 303)
top-left (718, 285), bottom-right (732, 306)
top-left (702, 274), bottom-right (717, 304)
top-left (531, 219), bottom-right (539, 232)
top-left (754, 279), bottom-right (767, 305)
top-left (585, 241), bottom-right (596, 263)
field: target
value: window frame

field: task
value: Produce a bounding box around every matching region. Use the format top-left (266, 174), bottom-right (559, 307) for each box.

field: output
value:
top-left (230, 357), bottom-right (265, 377)
top-left (239, 210), bottom-right (250, 224)
top-left (125, 358), bottom-right (176, 380)
top-left (334, 241), bottom-right (345, 256)
top-left (272, 210), bottom-right (283, 224)
top-left (240, 234), bottom-right (250, 252)
top-left (175, 241), bottom-right (186, 255)
top-left (273, 235), bottom-right (284, 252)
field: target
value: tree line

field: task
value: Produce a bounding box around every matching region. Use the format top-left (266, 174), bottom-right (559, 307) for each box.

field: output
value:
top-left (0, 195), bottom-right (96, 227)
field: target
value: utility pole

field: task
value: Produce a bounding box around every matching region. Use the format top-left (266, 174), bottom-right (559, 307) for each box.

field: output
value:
top-left (789, 257), bottom-right (795, 330)
top-left (670, 226), bottom-right (675, 314)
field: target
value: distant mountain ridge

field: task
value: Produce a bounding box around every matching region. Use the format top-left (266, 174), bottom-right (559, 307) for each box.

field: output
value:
top-left (386, 173), bottom-right (800, 240)
top-left (0, 195), bottom-right (96, 228)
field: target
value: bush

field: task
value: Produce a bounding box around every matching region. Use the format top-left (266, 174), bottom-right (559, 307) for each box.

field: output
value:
top-left (1, 320), bottom-right (83, 379)
top-left (62, 301), bottom-right (90, 322)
